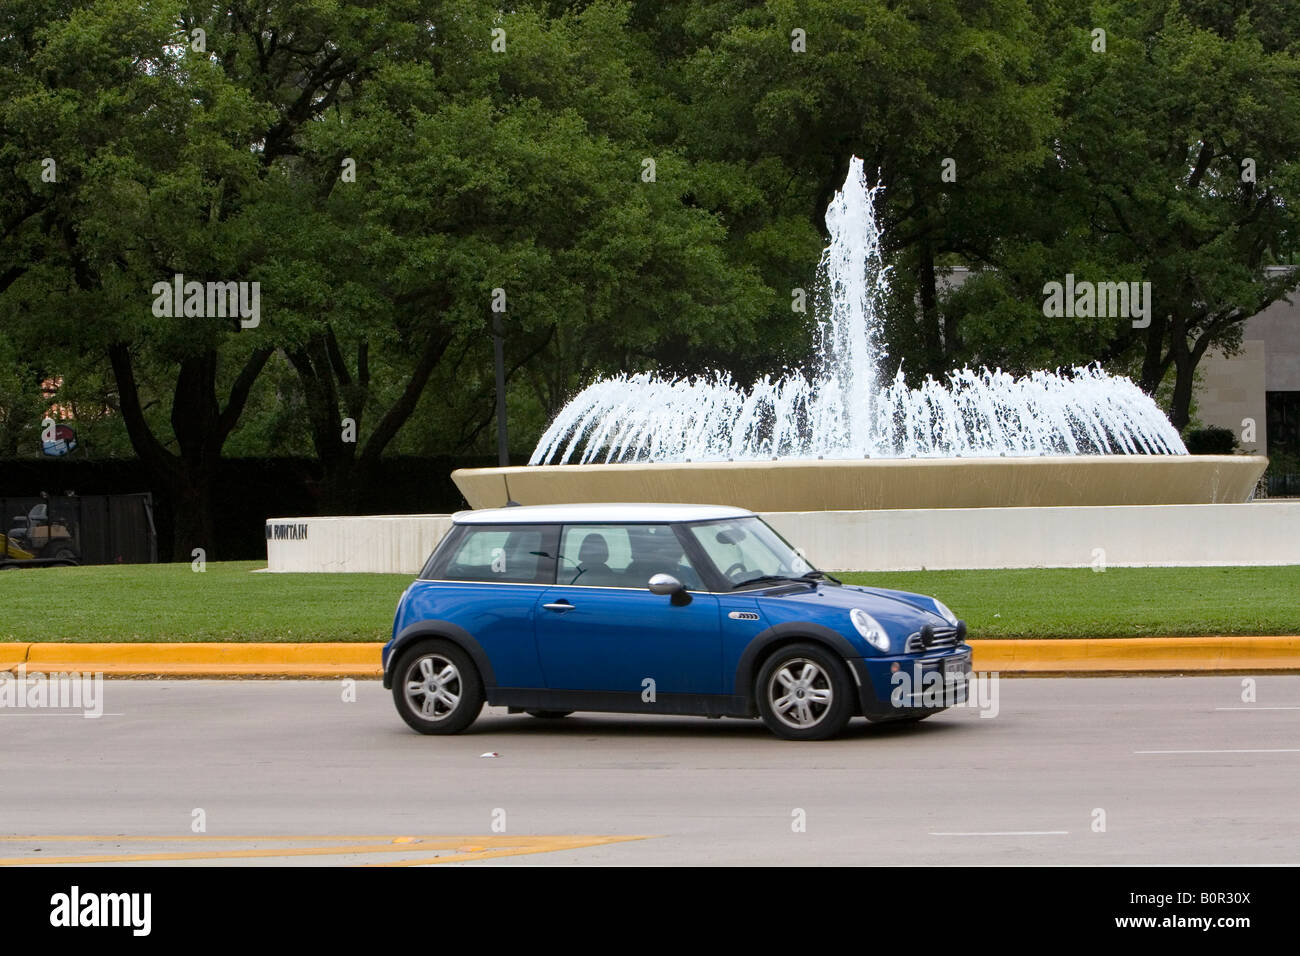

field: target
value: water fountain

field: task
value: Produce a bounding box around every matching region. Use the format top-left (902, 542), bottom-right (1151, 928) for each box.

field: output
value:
top-left (453, 158), bottom-right (1266, 511)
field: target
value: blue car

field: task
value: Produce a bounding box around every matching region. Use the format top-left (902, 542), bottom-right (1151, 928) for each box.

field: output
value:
top-left (382, 503), bottom-right (972, 740)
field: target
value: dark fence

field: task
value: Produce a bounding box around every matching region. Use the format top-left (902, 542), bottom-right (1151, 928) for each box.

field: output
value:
top-left (1, 494), bottom-right (156, 566)
top-left (0, 455), bottom-right (505, 562)
top-left (1267, 473), bottom-right (1300, 497)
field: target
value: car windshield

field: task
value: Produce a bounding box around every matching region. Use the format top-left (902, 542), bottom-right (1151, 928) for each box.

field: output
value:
top-left (685, 517), bottom-right (817, 588)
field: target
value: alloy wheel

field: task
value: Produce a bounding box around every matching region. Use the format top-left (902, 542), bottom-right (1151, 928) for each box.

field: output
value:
top-left (403, 654), bottom-right (462, 721)
top-left (767, 658), bottom-right (834, 729)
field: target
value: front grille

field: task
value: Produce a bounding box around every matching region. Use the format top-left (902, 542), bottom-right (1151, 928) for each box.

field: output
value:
top-left (905, 625), bottom-right (961, 654)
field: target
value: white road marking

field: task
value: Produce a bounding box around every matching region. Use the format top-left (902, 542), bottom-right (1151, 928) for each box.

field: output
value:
top-left (930, 830), bottom-right (1069, 836)
top-left (1214, 706), bottom-right (1300, 711)
top-left (1136, 748), bottom-right (1300, 754)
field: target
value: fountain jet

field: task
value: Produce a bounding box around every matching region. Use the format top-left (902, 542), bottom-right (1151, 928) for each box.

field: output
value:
top-left (530, 157), bottom-right (1186, 465)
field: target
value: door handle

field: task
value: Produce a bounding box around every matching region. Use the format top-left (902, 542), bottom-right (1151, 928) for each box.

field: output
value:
top-left (542, 601), bottom-right (575, 612)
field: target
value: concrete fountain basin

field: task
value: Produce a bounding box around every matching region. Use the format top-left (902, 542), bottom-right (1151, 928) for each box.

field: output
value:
top-left (452, 454), bottom-right (1268, 512)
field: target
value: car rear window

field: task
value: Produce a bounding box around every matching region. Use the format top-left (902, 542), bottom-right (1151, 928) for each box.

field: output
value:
top-left (434, 525), bottom-right (555, 584)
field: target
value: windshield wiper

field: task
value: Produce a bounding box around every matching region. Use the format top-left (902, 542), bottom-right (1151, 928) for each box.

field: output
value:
top-left (731, 574), bottom-right (816, 590)
top-left (802, 569), bottom-right (841, 584)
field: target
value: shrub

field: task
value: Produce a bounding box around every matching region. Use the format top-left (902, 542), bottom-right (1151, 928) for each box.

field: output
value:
top-left (1183, 426), bottom-right (1239, 455)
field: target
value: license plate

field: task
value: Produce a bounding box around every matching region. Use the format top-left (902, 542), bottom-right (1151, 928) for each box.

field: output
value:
top-left (944, 656), bottom-right (969, 700)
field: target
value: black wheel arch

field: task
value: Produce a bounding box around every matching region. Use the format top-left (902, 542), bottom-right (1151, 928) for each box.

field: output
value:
top-left (384, 620), bottom-right (496, 690)
top-left (733, 622), bottom-right (862, 712)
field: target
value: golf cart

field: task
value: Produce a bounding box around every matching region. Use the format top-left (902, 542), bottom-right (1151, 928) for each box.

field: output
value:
top-left (1, 501), bottom-right (80, 567)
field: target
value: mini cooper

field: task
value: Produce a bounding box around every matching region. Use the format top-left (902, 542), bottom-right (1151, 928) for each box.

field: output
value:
top-left (382, 503), bottom-right (971, 740)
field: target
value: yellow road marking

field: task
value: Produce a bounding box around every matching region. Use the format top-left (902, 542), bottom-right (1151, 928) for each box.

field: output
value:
top-left (366, 835), bottom-right (646, 866)
top-left (0, 834), bottom-right (490, 842)
top-left (0, 834), bottom-right (647, 866)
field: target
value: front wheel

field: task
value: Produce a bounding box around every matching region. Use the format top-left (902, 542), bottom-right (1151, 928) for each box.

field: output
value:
top-left (755, 643), bottom-right (854, 740)
top-left (392, 640), bottom-right (484, 735)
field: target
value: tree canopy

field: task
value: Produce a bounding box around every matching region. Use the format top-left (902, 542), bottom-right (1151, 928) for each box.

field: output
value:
top-left (3, 0), bottom-right (1298, 556)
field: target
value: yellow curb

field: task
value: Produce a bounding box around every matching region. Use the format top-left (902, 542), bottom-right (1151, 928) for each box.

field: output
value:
top-left (0, 644), bottom-right (29, 671)
top-left (970, 636), bottom-right (1300, 673)
top-left (18, 642), bottom-right (383, 677)
top-left (2, 638), bottom-right (1297, 678)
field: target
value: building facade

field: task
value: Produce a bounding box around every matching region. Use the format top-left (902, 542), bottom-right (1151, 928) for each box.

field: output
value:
top-left (1196, 266), bottom-right (1300, 468)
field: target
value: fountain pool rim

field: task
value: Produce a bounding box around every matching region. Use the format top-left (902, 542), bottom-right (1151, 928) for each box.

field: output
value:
top-left (452, 455), bottom-right (1268, 512)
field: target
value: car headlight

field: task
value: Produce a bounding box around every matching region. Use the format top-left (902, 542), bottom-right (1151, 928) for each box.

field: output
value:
top-left (850, 608), bottom-right (890, 651)
top-left (933, 599), bottom-right (958, 626)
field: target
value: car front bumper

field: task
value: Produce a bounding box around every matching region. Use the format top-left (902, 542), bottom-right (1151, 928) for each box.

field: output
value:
top-left (848, 646), bottom-right (972, 717)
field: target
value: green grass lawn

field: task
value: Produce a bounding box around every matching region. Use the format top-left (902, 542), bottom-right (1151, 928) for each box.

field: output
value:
top-left (0, 561), bottom-right (408, 643)
top-left (0, 562), bottom-right (1296, 643)
top-left (838, 567), bottom-right (1300, 638)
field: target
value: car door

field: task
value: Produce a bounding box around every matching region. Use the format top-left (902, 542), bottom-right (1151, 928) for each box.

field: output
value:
top-left (414, 522), bottom-right (558, 689)
top-left (534, 523), bottom-right (722, 696)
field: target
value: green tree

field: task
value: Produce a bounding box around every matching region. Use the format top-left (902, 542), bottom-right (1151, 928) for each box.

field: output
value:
top-left (677, 0), bottom-right (1058, 380)
top-left (1042, 1), bottom-right (1300, 429)
top-left (1, 0), bottom-right (416, 554)
top-left (279, 1), bottom-right (784, 503)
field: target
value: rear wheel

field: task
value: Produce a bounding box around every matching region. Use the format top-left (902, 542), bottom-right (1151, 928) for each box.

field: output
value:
top-left (392, 640), bottom-right (484, 735)
top-left (755, 643), bottom-right (854, 741)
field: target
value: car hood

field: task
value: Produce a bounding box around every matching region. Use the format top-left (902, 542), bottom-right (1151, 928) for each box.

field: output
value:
top-left (752, 582), bottom-right (951, 635)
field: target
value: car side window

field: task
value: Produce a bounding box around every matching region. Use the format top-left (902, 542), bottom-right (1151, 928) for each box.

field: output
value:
top-left (558, 524), bottom-right (703, 590)
top-left (439, 526), bottom-right (552, 584)
top-left (558, 525), bottom-right (630, 587)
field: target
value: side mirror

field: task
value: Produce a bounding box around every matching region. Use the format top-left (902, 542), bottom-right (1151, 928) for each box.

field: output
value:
top-left (647, 573), bottom-right (692, 606)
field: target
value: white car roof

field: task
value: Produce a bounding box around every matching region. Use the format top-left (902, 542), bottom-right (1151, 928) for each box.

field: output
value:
top-left (453, 503), bottom-right (755, 525)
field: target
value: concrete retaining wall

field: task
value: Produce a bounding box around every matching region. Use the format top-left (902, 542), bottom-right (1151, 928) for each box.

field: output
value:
top-left (265, 514), bottom-right (454, 574)
top-left (266, 502), bottom-right (1300, 573)
top-left (763, 502), bottom-right (1300, 571)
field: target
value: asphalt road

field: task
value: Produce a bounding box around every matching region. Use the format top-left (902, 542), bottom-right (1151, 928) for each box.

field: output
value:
top-left (1, 676), bottom-right (1297, 865)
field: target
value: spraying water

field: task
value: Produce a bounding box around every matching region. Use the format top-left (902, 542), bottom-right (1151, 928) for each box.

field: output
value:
top-left (530, 157), bottom-right (1187, 464)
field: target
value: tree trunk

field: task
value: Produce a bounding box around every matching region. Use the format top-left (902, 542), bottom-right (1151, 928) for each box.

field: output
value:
top-left (167, 467), bottom-right (218, 562)
top-left (1137, 317), bottom-right (1166, 396)
top-left (1165, 315), bottom-right (1196, 433)
top-left (1168, 354), bottom-right (1195, 433)
top-left (107, 342), bottom-right (271, 561)
top-left (916, 237), bottom-right (943, 374)
top-left (288, 322), bottom-right (453, 516)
